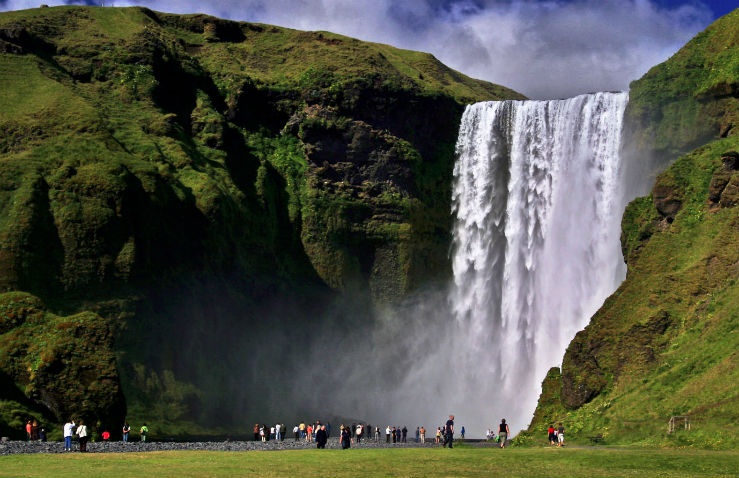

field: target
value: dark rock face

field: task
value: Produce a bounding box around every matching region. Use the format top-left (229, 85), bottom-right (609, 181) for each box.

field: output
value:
top-left (709, 152), bottom-right (739, 208)
top-left (652, 178), bottom-right (683, 221)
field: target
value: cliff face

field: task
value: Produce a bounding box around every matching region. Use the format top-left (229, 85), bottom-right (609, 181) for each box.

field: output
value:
top-left (525, 10), bottom-right (739, 448)
top-left (0, 6), bottom-right (523, 437)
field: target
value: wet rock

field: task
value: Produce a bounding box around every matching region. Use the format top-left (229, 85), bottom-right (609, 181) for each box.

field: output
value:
top-left (0, 437), bottom-right (440, 455)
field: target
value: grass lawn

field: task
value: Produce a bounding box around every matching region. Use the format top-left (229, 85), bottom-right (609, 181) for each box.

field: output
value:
top-left (0, 447), bottom-right (736, 478)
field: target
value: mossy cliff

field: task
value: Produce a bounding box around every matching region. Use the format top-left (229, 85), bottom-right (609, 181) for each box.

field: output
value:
top-left (0, 6), bottom-right (522, 437)
top-left (524, 11), bottom-right (739, 448)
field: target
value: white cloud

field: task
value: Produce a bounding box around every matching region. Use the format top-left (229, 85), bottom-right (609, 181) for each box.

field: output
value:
top-left (0, 0), bottom-right (714, 98)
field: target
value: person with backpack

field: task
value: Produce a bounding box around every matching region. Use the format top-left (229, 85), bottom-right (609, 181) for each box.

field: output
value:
top-left (140, 423), bottom-right (148, 442)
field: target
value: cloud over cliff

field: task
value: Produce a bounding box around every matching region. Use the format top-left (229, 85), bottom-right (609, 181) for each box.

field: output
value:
top-left (0, 0), bottom-right (713, 98)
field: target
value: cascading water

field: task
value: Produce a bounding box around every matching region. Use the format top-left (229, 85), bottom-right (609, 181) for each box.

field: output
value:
top-left (449, 92), bottom-right (630, 433)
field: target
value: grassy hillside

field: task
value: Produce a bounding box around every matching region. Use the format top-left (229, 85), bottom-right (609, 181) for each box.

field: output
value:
top-left (623, 8), bottom-right (738, 178)
top-left (0, 5), bottom-right (522, 438)
top-left (524, 9), bottom-right (739, 448)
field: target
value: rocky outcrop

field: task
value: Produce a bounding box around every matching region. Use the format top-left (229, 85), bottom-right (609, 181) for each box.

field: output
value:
top-left (0, 293), bottom-right (124, 437)
top-left (708, 151), bottom-right (739, 208)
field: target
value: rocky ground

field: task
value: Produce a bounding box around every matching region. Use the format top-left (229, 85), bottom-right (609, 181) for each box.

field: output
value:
top-left (0, 438), bottom-right (496, 455)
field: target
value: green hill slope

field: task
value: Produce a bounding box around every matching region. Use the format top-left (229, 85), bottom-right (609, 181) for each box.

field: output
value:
top-left (0, 5), bottom-right (523, 438)
top-left (524, 10), bottom-right (739, 448)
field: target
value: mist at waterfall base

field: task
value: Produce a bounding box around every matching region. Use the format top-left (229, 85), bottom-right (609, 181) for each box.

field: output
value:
top-left (276, 91), bottom-right (657, 438)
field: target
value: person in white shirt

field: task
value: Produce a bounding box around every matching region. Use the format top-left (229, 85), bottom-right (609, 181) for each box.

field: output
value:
top-left (76, 420), bottom-right (88, 452)
top-left (63, 420), bottom-right (75, 451)
top-left (275, 423), bottom-right (281, 441)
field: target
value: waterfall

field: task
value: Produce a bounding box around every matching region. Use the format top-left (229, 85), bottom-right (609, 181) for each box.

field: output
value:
top-left (449, 92), bottom-right (629, 433)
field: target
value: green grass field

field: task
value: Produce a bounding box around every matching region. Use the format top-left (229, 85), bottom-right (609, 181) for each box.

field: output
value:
top-left (1, 447), bottom-right (737, 478)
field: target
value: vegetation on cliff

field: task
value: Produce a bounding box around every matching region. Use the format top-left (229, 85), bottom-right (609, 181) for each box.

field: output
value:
top-left (0, 5), bottom-right (522, 437)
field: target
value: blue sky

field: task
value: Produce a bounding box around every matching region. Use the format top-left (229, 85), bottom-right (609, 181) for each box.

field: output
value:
top-left (0, 0), bottom-right (735, 98)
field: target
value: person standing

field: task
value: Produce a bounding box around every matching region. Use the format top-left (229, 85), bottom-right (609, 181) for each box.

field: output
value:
top-left (401, 426), bottom-right (407, 443)
top-left (420, 426), bottom-right (426, 443)
top-left (443, 415), bottom-right (454, 448)
top-left (316, 425), bottom-right (328, 449)
top-left (557, 423), bottom-right (565, 447)
top-left (340, 425), bottom-right (351, 449)
top-left (435, 427), bottom-right (441, 443)
top-left (122, 422), bottom-right (130, 443)
top-left (76, 420), bottom-right (88, 452)
top-left (31, 420), bottom-right (39, 440)
top-left (415, 427), bottom-right (420, 443)
top-left (499, 419), bottom-right (510, 448)
top-left (460, 426), bottom-right (465, 440)
top-left (548, 424), bottom-right (555, 445)
top-left (63, 419), bottom-right (75, 451)
top-left (385, 426), bottom-right (391, 443)
top-left (355, 424), bottom-right (362, 444)
top-left (25, 420), bottom-right (32, 441)
top-left (293, 425), bottom-right (299, 441)
top-left (374, 426), bottom-right (380, 442)
top-left (140, 423), bottom-right (148, 442)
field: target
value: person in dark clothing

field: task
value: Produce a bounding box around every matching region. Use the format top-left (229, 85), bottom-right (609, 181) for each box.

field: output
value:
top-left (443, 415), bottom-right (454, 448)
top-left (340, 425), bottom-right (351, 449)
top-left (316, 425), bottom-right (328, 449)
top-left (402, 426), bottom-right (407, 442)
top-left (392, 427), bottom-right (397, 443)
top-left (254, 424), bottom-right (259, 442)
top-left (39, 428), bottom-right (47, 442)
top-left (415, 427), bottom-right (420, 442)
top-left (499, 419), bottom-right (510, 448)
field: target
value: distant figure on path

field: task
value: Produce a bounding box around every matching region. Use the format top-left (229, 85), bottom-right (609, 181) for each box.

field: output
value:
top-left (63, 419), bottom-right (75, 451)
top-left (548, 425), bottom-right (555, 445)
top-left (499, 419), bottom-right (510, 448)
top-left (435, 427), bottom-right (441, 443)
top-left (31, 420), bottom-right (39, 440)
top-left (254, 424), bottom-right (259, 441)
top-left (275, 423), bottom-right (281, 441)
top-left (356, 424), bottom-right (363, 443)
top-left (460, 426), bottom-right (465, 440)
top-left (122, 423), bottom-right (130, 442)
top-left (293, 425), bottom-right (300, 441)
top-left (316, 425), bottom-right (328, 449)
top-left (76, 421), bottom-right (88, 452)
top-left (402, 426), bottom-right (407, 442)
top-left (140, 423), bottom-right (148, 442)
top-left (39, 428), bottom-right (47, 442)
top-left (415, 427), bottom-right (420, 442)
top-left (375, 426), bottom-right (380, 442)
top-left (341, 425), bottom-right (351, 449)
top-left (25, 420), bottom-right (31, 441)
top-left (443, 415), bottom-right (454, 448)
top-left (420, 426), bottom-right (426, 443)
top-left (557, 423), bottom-right (565, 447)
top-left (386, 426), bottom-right (391, 443)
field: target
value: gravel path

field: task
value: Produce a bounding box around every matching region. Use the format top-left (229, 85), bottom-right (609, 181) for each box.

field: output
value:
top-left (1, 438), bottom-right (493, 455)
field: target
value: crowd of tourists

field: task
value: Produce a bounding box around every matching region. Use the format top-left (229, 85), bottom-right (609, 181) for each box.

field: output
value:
top-left (19, 414), bottom-right (556, 451)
